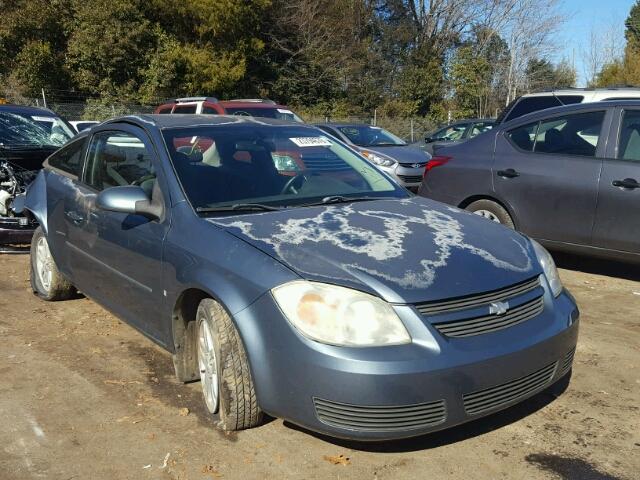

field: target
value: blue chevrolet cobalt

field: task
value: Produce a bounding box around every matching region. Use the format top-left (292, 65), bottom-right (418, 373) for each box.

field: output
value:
top-left (23, 115), bottom-right (579, 440)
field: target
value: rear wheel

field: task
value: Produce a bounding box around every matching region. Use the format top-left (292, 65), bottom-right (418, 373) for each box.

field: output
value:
top-left (196, 298), bottom-right (262, 431)
top-left (30, 227), bottom-right (76, 301)
top-left (465, 199), bottom-right (515, 228)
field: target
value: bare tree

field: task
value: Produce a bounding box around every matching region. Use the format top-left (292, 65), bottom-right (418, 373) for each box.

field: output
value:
top-left (497, 0), bottom-right (563, 104)
top-left (582, 17), bottom-right (625, 86)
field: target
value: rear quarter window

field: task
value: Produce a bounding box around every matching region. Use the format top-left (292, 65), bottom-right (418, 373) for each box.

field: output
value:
top-left (505, 97), bottom-right (562, 122)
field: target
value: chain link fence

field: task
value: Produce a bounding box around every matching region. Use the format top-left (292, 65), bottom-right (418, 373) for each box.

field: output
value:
top-left (6, 95), bottom-right (436, 143)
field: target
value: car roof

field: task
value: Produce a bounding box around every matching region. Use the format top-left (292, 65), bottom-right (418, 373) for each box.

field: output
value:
top-left (501, 99), bottom-right (640, 127)
top-left (314, 123), bottom-right (376, 128)
top-left (0, 104), bottom-right (59, 116)
top-left (521, 87), bottom-right (640, 99)
top-left (157, 98), bottom-right (290, 109)
top-left (104, 114), bottom-right (312, 130)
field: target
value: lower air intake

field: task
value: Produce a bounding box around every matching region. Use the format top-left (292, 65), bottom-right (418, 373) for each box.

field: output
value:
top-left (313, 397), bottom-right (446, 432)
top-left (463, 362), bottom-right (557, 416)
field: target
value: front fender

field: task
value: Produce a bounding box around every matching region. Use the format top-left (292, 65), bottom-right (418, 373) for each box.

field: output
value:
top-left (23, 170), bottom-right (48, 235)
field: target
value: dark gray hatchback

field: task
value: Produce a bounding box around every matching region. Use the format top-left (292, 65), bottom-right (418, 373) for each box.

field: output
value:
top-left (419, 100), bottom-right (640, 262)
top-left (23, 115), bottom-right (578, 440)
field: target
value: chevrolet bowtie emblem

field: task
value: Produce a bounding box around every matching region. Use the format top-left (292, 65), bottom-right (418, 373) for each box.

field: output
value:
top-left (489, 301), bottom-right (509, 316)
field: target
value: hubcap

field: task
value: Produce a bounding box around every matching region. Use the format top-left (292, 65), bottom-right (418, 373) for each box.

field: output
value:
top-left (35, 236), bottom-right (53, 291)
top-left (473, 209), bottom-right (501, 223)
top-left (198, 320), bottom-right (219, 413)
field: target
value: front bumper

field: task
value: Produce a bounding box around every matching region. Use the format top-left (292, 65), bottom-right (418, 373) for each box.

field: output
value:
top-left (378, 164), bottom-right (425, 190)
top-left (0, 216), bottom-right (37, 249)
top-left (235, 286), bottom-right (579, 441)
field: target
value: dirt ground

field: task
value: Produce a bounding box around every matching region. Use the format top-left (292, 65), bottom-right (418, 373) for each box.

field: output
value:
top-left (0, 253), bottom-right (638, 480)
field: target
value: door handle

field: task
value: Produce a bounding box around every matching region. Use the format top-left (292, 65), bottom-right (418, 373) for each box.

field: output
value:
top-left (612, 178), bottom-right (640, 189)
top-left (497, 168), bottom-right (520, 179)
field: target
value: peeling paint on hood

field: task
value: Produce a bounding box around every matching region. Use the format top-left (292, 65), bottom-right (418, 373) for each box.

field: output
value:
top-left (209, 197), bottom-right (538, 304)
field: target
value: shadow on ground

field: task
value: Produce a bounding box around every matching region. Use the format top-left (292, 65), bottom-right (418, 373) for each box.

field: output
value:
top-left (553, 252), bottom-right (640, 282)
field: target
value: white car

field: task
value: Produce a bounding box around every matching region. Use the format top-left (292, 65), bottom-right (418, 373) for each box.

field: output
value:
top-left (70, 120), bottom-right (100, 133)
top-left (498, 87), bottom-right (640, 124)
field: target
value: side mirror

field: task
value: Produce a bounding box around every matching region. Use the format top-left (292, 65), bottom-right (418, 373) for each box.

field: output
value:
top-left (96, 185), bottom-right (162, 220)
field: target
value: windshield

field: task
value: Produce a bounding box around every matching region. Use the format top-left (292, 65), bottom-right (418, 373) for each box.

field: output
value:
top-left (162, 125), bottom-right (407, 212)
top-left (223, 107), bottom-right (304, 123)
top-left (0, 112), bottom-right (74, 148)
top-left (336, 125), bottom-right (406, 147)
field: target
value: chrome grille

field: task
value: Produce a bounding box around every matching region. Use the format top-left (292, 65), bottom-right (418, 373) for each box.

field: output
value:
top-left (433, 296), bottom-right (544, 338)
top-left (417, 276), bottom-right (540, 316)
top-left (313, 398), bottom-right (446, 432)
top-left (397, 174), bottom-right (423, 183)
top-left (463, 362), bottom-right (557, 416)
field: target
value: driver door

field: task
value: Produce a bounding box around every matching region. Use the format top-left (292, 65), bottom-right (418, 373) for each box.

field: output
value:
top-left (65, 126), bottom-right (170, 339)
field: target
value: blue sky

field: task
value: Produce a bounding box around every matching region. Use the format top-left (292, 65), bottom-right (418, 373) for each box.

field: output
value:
top-left (560, 0), bottom-right (634, 85)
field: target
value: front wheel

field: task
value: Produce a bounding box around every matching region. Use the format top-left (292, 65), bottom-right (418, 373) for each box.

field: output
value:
top-left (196, 299), bottom-right (262, 431)
top-left (30, 227), bottom-right (76, 301)
top-left (465, 199), bottom-right (515, 228)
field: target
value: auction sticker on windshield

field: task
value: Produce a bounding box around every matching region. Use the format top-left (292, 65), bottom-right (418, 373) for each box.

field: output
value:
top-left (289, 137), bottom-right (333, 147)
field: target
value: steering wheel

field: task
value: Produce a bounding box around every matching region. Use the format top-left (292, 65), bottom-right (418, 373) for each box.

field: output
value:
top-left (280, 172), bottom-right (309, 195)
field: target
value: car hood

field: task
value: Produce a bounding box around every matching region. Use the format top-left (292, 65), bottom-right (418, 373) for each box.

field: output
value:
top-left (356, 145), bottom-right (430, 165)
top-left (208, 197), bottom-right (540, 304)
top-left (0, 146), bottom-right (57, 171)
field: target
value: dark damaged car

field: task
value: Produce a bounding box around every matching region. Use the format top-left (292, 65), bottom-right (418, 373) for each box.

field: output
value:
top-left (24, 115), bottom-right (579, 440)
top-left (0, 104), bottom-right (74, 251)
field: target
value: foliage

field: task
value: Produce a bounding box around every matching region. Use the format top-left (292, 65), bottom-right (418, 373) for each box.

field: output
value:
top-left (595, 0), bottom-right (640, 87)
top-left (0, 0), bottom-right (572, 120)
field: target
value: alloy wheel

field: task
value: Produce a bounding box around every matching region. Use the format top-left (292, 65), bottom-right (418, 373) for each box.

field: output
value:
top-left (198, 319), bottom-right (219, 413)
top-left (473, 209), bottom-right (501, 223)
top-left (35, 236), bottom-right (53, 291)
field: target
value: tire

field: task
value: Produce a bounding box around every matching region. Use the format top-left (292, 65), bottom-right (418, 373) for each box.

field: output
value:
top-left (30, 227), bottom-right (76, 301)
top-left (196, 298), bottom-right (262, 431)
top-left (465, 199), bottom-right (515, 228)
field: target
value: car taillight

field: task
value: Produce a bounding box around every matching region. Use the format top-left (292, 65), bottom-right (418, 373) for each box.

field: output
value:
top-left (423, 156), bottom-right (452, 178)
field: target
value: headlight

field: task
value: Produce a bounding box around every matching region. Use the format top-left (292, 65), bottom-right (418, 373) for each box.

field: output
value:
top-left (531, 240), bottom-right (563, 297)
top-left (272, 281), bottom-right (411, 347)
top-left (361, 150), bottom-right (396, 167)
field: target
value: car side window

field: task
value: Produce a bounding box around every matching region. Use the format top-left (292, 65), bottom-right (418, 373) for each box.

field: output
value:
top-left (618, 110), bottom-right (640, 161)
top-left (507, 122), bottom-right (538, 151)
top-left (47, 138), bottom-right (85, 176)
top-left (469, 122), bottom-right (493, 137)
top-left (505, 97), bottom-right (562, 122)
top-left (533, 111), bottom-right (605, 157)
top-left (157, 106), bottom-right (172, 114)
top-left (172, 104), bottom-right (197, 114)
top-left (437, 125), bottom-right (466, 141)
top-left (202, 106), bottom-right (218, 114)
top-left (84, 131), bottom-right (156, 194)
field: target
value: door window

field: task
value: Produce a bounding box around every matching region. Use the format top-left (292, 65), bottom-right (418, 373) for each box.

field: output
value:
top-left (434, 125), bottom-right (466, 141)
top-left (469, 122), bottom-right (494, 138)
top-left (618, 110), bottom-right (640, 161)
top-left (84, 131), bottom-right (156, 193)
top-left (533, 111), bottom-right (605, 156)
top-left (506, 122), bottom-right (538, 151)
top-left (47, 138), bottom-right (85, 176)
top-left (202, 105), bottom-right (219, 114)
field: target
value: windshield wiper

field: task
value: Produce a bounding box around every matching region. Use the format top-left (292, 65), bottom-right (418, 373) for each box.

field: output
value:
top-left (196, 203), bottom-right (282, 214)
top-left (302, 195), bottom-right (379, 207)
